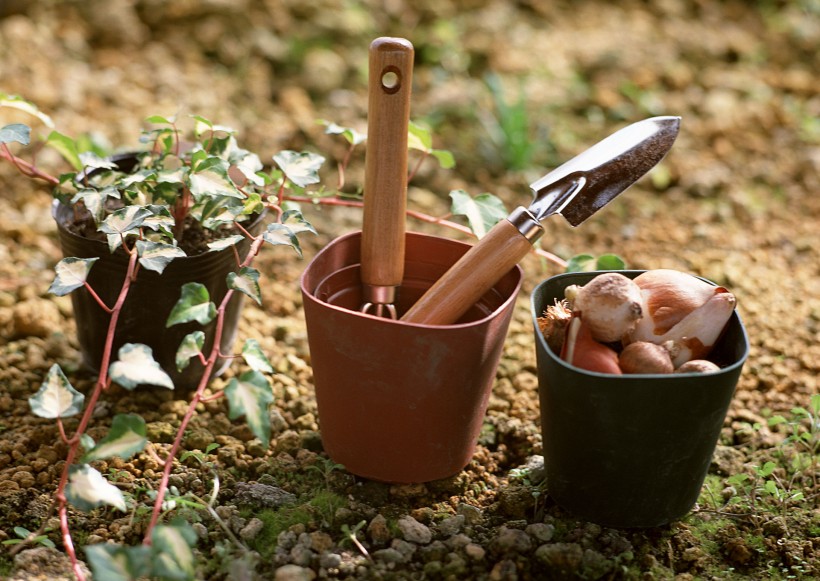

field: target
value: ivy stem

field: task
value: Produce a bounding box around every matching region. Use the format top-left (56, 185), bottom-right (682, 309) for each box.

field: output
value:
top-left (406, 151), bottom-right (428, 183)
top-left (0, 143), bottom-right (60, 185)
top-left (143, 233), bottom-right (266, 545)
top-left (336, 141), bottom-right (356, 190)
top-left (54, 247), bottom-right (139, 581)
top-left (82, 281), bottom-right (114, 314)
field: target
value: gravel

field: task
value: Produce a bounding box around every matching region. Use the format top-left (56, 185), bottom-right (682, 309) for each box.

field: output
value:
top-left (1, 0), bottom-right (818, 579)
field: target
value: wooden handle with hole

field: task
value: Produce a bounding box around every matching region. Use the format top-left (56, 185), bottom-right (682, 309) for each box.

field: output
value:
top-left (401, 218), bottom-right (531, 325)
top-left (360, 38), bottom-right (414, 292)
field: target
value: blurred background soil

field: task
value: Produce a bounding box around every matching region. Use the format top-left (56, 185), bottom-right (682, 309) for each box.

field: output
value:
top-left (0, 1), bottom-right (818, 579)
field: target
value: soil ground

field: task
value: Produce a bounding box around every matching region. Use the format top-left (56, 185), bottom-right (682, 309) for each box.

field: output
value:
top-left (0, 1), bottom-right (818, 580)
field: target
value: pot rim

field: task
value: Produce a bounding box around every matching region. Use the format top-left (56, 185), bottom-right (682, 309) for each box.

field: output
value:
top-left (301, 230), bottom-right (524, 331)
top-left (531, 269), bottom-right (750, 379)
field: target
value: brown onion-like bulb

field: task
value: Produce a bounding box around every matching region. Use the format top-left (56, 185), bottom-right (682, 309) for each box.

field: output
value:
top-left (560, 317), bottom-right (622, 375)
top-left (675, 359), bottom-right (721, 374)
top-left (537, 299), bottom-right (573, 354)
top-left (567, 273), bottom-right (643, 343)
top-left (618, 341), bottom-right (674, 374)
top-left (630, 269), bottom-right (728, 341)
top-left (649, 291), bottom-right (736, 367)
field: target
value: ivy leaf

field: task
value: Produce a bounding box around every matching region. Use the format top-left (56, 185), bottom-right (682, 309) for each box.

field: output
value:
top-left (100, 205), bottom-right (153, 236)
top-left (151, 523), bottom-right (197, 581)
top-left (430, 149), bottom-right (456, 169)
top-left (227, 267), bottom-right (262, 305)
top-left (71, 187), bottom-right (119, 224)
top-left (29, 364), bottom-right (85, 419)
top-left (80, 433), bottom-right (96, 454)
top-left (232, 149), bottom-right (265, 186)
top-left (565, 254), bottom-right (626, 272)
top-left (242, 339), bottom-right (273, 373)
top-left (175, 331), bottom-right (204, 372)
top-left (45, 130), bottom-right (83, 170)
top-left (65, 464), bottom-right (127, 512)
top-left (109, 343), bottom-right (174, 390)
top-left (83, 414), bottom-right (147, 463)
top-left (225, 371), bottom-right (273, 446)
top-left (594, 254), bottom-right (626, 270)
top-left (85, 543), bottom-right (152, 581)
top-left (136, 240), bottom-right (186, 274)
top-left (320, 120), bottom-right (366, 145)
top-left (408, 121), bottom-right (455, 170)
top-left (48, 256), bottom-right (99, 296)
top-left (273, 150), bottom-right (325, 188)
top-left (282, 209), bottom-right (317, 237)
top-left (142, 205), bottom-right (176, 238)
top-left (78, 151), bottom-right (118, 171)
top-left (0, 123), bottom-right (30, 145)
top-left (188, 156), bottom-right (243, 200)
top-left (166, 283), bottom-right (216, 327)
top-left (0, 93), bottom-right (55, 128)
top-left (207, 234), bottom-right (244, 252)
top-left (565, 254), bottom-right (595, 272)
top-left (449, 189), bottom-right (508, 239)
top-left (408, 120), bottom-right (433, 150)
top-left (145, 114), bottom-right (177, 125)
top-left (262, 224), bottom-right (301, 257)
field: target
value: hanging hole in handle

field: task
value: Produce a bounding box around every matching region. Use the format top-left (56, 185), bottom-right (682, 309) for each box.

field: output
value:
top-left (381, 66), bottom-right (401, 94)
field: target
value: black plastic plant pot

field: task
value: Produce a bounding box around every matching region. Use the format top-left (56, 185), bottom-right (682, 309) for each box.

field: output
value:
top-left (52, 198), bottom-right (265, 392)
top-left (531, 270), bottom-right (749, 528)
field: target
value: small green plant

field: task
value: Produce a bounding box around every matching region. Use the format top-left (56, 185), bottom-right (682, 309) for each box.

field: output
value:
top-left (482, 73), bottom-right (537, 171)
top-left (700, 395), bottom-right (820, 526)
top-left (304, 456), bottom-right (346, 490)
top-left (340, 520), bottom-right (371, 561)
top-left (1, 526), bottom-right (56, 550)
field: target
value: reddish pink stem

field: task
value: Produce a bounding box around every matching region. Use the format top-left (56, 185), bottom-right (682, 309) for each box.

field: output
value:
top-left (55, 248), bottom-right (139, 581)
top-left (0, 144), bottom-right (60, 185)
top-left (143, 233), bottom-right (266, 544)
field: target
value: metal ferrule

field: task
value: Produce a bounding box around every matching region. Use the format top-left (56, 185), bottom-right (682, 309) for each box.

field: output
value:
top-left (507, 206), bottom-right (544, 243)
top-left (361, 285), bottom-right (397, 306)
top-left (360, 285), bottom-right (399, 319)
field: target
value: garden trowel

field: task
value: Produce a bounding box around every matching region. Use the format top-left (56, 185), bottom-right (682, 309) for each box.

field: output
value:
top-left (401, 115), bottom-right (681, 326)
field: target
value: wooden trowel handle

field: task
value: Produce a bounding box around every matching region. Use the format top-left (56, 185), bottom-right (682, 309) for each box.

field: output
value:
top-left (401, 218), bottom-right (532, 325)
top-left (361, 38), bottom-right (414, 292)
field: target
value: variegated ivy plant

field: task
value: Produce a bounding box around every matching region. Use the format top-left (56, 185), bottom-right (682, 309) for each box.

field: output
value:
top-left (2, 94), bottom-right (323, 581)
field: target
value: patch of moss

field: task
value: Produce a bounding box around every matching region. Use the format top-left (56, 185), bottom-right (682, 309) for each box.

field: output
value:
top-left (0, 554), bottom-right (13, 578)
top-left (249, 505), bottom-right (315, 559)
top-left (246, 490), bottom-right (347, 559)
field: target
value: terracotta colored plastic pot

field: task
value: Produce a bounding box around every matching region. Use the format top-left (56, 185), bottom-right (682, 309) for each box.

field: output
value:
top-left (531, 270), bottom-right (749, 528)
top-left (301, 230), bottom-right (523, 483)
top-left (53, 194), bottom-right (265, 391)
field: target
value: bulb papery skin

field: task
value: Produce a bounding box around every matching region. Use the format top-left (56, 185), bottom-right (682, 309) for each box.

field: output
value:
top-left (571, 273), bottom-right (643, 343)
top-left (619, 341), bottom-right (674, 374)
top-left (642, 290), bottom-right (737, 367)
top-left (675, 360), bottom-right (721, 374)
top-left (560, 317), bottom-right (622, 375)
top-left (538, 299), bottom-right (573, 354)
top-left (631, 269), bottom-right (727, 340)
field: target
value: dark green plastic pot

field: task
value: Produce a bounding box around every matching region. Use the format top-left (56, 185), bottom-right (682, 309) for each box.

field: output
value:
top-left (531, 270), bottom-right (749, 528)
top-left (53, 154), bottom-right (265, 391)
